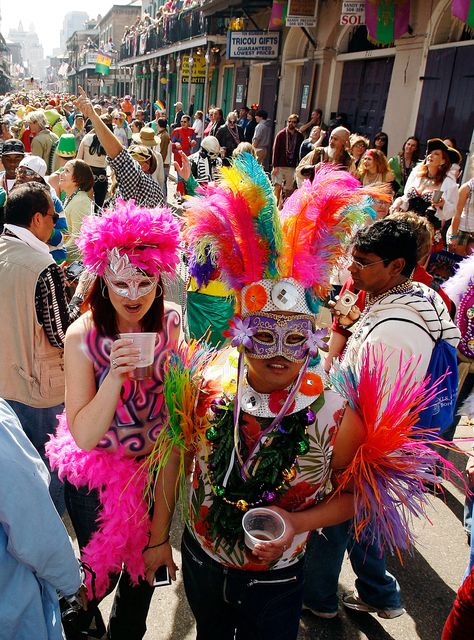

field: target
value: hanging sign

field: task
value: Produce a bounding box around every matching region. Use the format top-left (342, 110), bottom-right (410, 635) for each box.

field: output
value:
top-left (226, 31), bottom-right (280, 59)
top-left (286, 0), bottom-right (318, 27)
top-left (340, 1), bottom-right (365, 26)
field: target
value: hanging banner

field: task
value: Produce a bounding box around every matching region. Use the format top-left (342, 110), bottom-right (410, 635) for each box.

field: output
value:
top-left (181, 55), bottom-right (207, 83)
top-left (340, 1), bottom-right (366, 26)
top-left (451, 0), bottom-right (474, 31)
top-left (365, 0), bottom-right (410, 45)
top-left (286, 0), bottom-right (318, 27)
top-left (226, 31), bottom-right (280, 59)
top-left (269, 0), bottom-right (288, 29)
top-left (95, 50), bottom-right (112, 76)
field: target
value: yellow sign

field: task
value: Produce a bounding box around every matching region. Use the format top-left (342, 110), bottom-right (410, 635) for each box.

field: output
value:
top-left (181, 55), bottom-right (206, 83)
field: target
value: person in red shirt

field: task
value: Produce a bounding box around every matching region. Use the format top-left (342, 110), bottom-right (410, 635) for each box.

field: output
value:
top-left (171, 114), bottom-right (196, 195)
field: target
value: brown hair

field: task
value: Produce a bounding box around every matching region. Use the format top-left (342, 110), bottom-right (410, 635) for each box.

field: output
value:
top-left (359, 149), bottom-right (390, 177)
top-left (69, 159), bottom-right (94, 191)
top-left (418, 150), bottom-right (451, 183)
top-left (84, 276), bottom-right (164, 337)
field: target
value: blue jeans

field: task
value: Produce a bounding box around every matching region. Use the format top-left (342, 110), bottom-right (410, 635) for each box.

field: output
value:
top-left (181, 528), bottom-right (304, 640)
top-left (304, 521), bottom-right (401, 613)
top-left (6, 399), bottom-right (65, 515)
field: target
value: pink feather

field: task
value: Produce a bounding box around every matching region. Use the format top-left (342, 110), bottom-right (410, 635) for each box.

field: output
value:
top-left (46, 415), bottom-right (150, 598)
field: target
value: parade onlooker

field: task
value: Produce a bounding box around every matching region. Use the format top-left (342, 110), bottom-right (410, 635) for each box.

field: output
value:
top-left (449, 159), bottom-right (474, 256)
top-left (188, 135), bottom-right (222, 185)
top-left (131, 126), bottom-right (165, 191)
top-left (76, 87), bottom-right (165, 209)
top-left (59, 159), bottom-right (94, 262)
top-left (192, 110), bottom-right (204, 149)
top-left (209, 108), bottom-right (225, 138)
top-left (26, 110), bottom-right (59, 171)
top-left (389, 136), bottom-right (420, 196)
top-left (131, 119), bottom-right (145, 134)
top-left (295, 126), bottom-right (351, 186)
top-left (0, 138), bottom-right (25, 196)
top-left (271, 114), bottom-right (304, 203)
top-left (252, 109), bottom-right (273, 167)
top-left (216, 112), bottom-right (244, 164)
top-left (244, 109), bottom-right (257, 143)
top-left (358, 149), bottom-right (396, 218)
top-left (0, 398), bottom-right (82, 640)
top-left (349, 133), bottom-right (369, 174)
top-left (300, 108), bottom-right (327, 137)
top-left (203, 107), bottom-right (215, 138)
top-left (372, 130), bottom-right (389, 156)
top-left (172, 101), bottom-right (184, 129)
top-left (121, 94), bottom-right (133, 122)
top-left (155, 117), bottom-right (171, 198)
top-left (299, 126), bottom-right (325, 161)
top-left (76, 113), bottom-right (110, 210)
top-left (111, 110), bottom-right (129, 148)
top-left (171, 114), bottom-right (197, 194)
top-left (0, 183), bottom-right (86, 513)
top-left (71, 112), bottom-right (86, 147)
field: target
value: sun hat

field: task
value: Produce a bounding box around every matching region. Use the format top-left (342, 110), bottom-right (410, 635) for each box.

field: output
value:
top-left (131, 126), bottom-right (160, 147)
top-left (426, 138), bottom-right (462, 166)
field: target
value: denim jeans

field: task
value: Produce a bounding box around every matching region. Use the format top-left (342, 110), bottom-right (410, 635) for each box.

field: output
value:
top-left (181, 528), bottom-right (304, 640)
top-left (304, 521), bottom-right (401, 613)
top-left (6, 400), bottom-right (65, 515)
top-left (65, 481), bottom-right (154, 640)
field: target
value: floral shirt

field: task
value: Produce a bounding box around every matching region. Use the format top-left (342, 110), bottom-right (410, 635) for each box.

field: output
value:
top-left (84, 308), bottom-right (180, 456)
top-left (187, 389), bottom-right (345, 570)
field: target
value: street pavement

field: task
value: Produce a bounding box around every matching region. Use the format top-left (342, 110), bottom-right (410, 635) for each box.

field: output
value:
top-left (63, 421), bottom-right (474, 640)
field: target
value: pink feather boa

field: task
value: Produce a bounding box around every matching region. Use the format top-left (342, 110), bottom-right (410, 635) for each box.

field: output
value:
top-left (46, 414), bottom-right (150, 598)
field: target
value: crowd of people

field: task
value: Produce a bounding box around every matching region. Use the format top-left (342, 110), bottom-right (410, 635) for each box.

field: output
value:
top-left (0, 86), bottom-right (473, 640)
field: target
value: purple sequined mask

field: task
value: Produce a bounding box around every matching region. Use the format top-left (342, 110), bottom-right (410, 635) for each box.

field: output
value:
top-left (246, 313), bottom-right (315, 363)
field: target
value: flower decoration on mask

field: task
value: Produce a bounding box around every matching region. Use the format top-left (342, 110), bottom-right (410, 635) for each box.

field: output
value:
top-left (223, 316), bottom-right (256, 352)
top-left (305, 327), bottom-right (329, 357)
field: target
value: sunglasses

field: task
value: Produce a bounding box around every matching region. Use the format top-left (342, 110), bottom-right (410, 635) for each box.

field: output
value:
top-left (44, 212), bottom-right (60, 224)
top-left (16, 166), bottom-right (40, 178)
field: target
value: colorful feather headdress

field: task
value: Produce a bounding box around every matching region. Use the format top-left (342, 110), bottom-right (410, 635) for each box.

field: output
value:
top-left (183, 154), bottom-right (377, 315)
top-left (77, 198), bottom-right (181, 277)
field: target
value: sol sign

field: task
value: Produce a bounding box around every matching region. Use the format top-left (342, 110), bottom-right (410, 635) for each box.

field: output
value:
top-left (340, 1), bottom-right (365, 26)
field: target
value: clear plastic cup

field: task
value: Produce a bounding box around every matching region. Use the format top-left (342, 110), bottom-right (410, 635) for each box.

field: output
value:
top-left (119, 332), bottom-right (157, 380)
top-left (242, 507), bottom-right (286, 550)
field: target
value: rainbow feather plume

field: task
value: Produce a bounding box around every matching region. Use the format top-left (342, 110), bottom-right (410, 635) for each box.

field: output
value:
top-left (184, 157), bottom-right (277, 289)
top-left (144, 340), bottom-right (221, 519)
top-left (279, 166), bottom-right (370, 297)
top-left (329, 345), bottom-right (466, 559)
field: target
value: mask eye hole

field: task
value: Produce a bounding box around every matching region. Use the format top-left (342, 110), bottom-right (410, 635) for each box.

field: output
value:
top-left (254, 331), bottom-right (275, 344)
top-left (285, 333), bottom-right (306, 346)
top-left (114, 281), bottom-right (127, 289)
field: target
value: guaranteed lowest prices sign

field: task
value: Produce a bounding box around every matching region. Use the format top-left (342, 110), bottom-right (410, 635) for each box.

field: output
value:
top-left (226, 31), bottom-right (280, 60)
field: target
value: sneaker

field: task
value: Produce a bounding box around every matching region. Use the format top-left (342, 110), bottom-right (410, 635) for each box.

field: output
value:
top-left (302, 604), bottom-right (338, 619)
top-left (343, 592), bottom-right (406, 619)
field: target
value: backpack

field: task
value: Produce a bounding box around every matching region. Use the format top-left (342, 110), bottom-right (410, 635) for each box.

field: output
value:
top-left (365, 312), bottom-right (458, 435)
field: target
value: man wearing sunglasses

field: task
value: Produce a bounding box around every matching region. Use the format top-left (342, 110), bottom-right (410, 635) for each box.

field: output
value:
top-left (75, 86), bottom-right (165, 208)
top-left (0, 182), bottom-right (87, 514)
top-left (303, 218), bottom-right (460, 621)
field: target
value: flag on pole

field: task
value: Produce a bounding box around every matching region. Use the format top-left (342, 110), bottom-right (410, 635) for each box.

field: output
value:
top-left (365, 0), bottom-right (410, 45)
top-left (154, 99), bottom-right (166, 111)
top-left (269, 1), bottom-right (288, 29)
top-left (95, 50), bottom-right (112, 76)
top-left (452, 0), bottom-right (474, 30)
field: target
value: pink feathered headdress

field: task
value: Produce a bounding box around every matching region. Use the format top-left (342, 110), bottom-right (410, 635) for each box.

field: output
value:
top-left (77, 199), bottom-right (181, 277)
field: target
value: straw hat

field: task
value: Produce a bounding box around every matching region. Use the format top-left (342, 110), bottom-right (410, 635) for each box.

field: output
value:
top-left (131, 126), bottom-right (160, 147)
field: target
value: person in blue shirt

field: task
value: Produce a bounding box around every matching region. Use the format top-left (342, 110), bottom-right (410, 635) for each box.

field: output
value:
top-left (0, 398), bottom-right (82, 640)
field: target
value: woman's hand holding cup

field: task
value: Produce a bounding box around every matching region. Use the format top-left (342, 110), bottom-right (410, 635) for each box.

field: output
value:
top-left (108, 338), bottom-right (140, 380)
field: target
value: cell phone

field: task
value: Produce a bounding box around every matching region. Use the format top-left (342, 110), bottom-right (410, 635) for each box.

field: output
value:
top-left (153, 565), bottom-right (171, 588)
top-left (432, 190), bottom-right (443, 204)
top-left (333, 290), bottom-right (359, 315)
top-left (65, 260), bottom-right (85, 281)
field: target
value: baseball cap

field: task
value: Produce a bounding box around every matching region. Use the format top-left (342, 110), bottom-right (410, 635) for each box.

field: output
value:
top-left (18, 154), bottom-right (47, 177)
top-left (2, 139), bottom-right (25, 155)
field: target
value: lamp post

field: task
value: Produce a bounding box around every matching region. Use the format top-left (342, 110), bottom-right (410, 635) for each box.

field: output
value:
top-left (166, 59), bottom-right (170, 115)
top-left (176, 54), bottom-right (181, 102)
top-left (188, 50), bottom-right (194, 114)
top-left (203, 43), bottom-right (210, 117)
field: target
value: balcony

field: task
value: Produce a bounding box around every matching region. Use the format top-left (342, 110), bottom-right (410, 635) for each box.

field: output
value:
top-left (119, 10), bottom-right (210, 61)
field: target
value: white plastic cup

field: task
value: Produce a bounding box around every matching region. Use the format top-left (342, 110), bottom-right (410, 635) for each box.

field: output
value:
top-left (242, 507), bottom-right (286, 550)
top-left (119, 332), bottom-right (157, 380)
